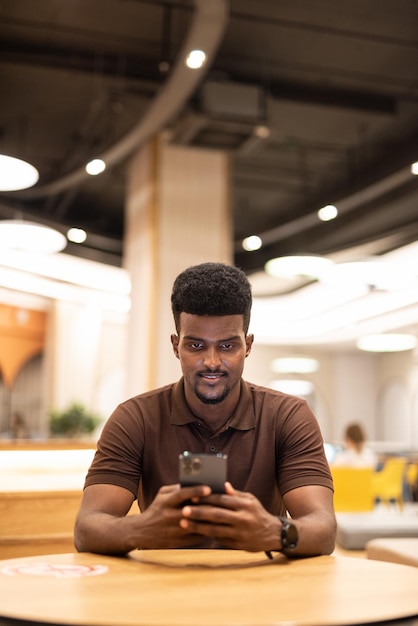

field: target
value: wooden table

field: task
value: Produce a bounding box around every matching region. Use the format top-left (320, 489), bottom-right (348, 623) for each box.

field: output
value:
top-left (366, 537), bottom-right (418, 568)
top-left (1, 550), bottom-right (418, 625)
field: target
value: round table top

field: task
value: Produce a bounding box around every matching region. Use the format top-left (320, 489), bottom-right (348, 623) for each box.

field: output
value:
top-left (0, 550), bottom-right (418, 625)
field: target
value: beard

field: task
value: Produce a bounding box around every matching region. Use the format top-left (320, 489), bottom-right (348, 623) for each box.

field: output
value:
top-left (194, 383), bottom-right (231, 405)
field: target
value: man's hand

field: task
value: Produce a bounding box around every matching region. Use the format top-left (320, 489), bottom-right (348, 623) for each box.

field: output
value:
top-left (136, 483), bottom-right (215, 549)
top-left (75, 482), bottom-right (215, 554)
top-left (179, 482), bottom-right (281, 553)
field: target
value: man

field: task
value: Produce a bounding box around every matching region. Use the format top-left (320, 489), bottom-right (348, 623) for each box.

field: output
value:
top-left (74, 262), bottom-right (336, 557)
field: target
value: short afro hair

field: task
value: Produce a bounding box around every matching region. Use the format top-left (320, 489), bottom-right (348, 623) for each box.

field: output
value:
top-left (171, 262), bottom-right (252, 334)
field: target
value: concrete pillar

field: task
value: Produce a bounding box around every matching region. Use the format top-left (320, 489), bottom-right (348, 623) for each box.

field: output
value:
top-left (124, 136), bottom-right (231, 395)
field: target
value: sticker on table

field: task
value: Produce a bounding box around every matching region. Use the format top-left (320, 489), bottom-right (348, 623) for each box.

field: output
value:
top-left (1, 563), bottom-right (108, 578)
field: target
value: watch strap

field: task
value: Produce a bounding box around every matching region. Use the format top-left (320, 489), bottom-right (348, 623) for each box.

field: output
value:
top-left (265, 515), bottom-right (298, 559)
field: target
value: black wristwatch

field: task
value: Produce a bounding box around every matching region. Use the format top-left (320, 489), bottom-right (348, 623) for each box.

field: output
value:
top-left (279, 516), bottom-right (298, 550)
top-left (265, 516), bottom-right (298, 559)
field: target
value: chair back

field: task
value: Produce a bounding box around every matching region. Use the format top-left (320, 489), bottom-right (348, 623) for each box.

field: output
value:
top-left (406, 462), bottom-right (418, 500)
top-left (330, 466), bottom-right (375, 512)
top-left (372, 457), bottom-right (407, 508)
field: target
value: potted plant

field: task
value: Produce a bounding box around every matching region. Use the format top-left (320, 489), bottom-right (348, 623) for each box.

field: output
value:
top-left (49, 402), bottom-right (102, 438)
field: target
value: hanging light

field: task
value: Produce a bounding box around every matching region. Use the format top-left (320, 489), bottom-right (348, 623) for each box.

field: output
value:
top-left (357, 333), bottom-right (417, 353)
top-left (320, 258), bottom-right (414, 291)
top-left (271, 357), bottom-right (319, 374)
top-left (269, 380), bottom-right (315, 397)
top-left (0, 154), bottom-right (39, 191)
top-left (0, 220), bottom-right (67, 254)
top-left (265, 255), bottom-right (334, 280)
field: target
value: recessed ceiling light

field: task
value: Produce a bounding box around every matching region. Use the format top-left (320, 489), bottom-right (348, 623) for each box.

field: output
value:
top-left (411, 161), bottom-right (418, 175)
top-left (86, 159), bottom-right (106, 175)
top-left (356, 333), bottom-right (417, 352)
top-left (0, 220), bottom-right (66, 254)
top-left (0, 154), bottom-right (39, 191)
top-left (185, 49), bottom-right (206, 69)
top-left (242, 235), bottom-right (262, 251)
top-left (67, 227), bottom-right (87, 244)
top-left (265, 255), bottom-right (334, 280)
top-left (318, 204), bottom-right (338, 221)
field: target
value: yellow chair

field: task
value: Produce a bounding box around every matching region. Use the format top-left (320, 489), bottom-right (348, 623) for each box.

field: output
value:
top-left (372, 457), bottom-right (407, 509)
top-left (331, 467), bottom-right (375, 512)
top-left (406, 462), bottom-right (418, 501)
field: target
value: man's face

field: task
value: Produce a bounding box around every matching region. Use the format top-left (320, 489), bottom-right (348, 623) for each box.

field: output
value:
top-left (171, 313), bottom-right (253, 406)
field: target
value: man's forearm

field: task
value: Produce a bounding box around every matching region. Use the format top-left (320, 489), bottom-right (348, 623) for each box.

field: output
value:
top-left (289, 511), bottom-right (337, 557)
top-left (74, 512), bottom-right (140, 555)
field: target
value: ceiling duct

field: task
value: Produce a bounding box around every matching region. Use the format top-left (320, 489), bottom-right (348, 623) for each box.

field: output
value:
top-left (169, 81), bottom-right (268, 152)
top-left (9, 0), bottom-right (229, 201)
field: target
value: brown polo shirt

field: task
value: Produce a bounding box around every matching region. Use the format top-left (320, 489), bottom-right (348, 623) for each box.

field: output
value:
top-left (84, 378), bottom-right (332, 515)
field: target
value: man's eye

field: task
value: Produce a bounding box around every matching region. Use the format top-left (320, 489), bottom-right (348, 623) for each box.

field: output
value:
top-left (191, 342), bottom-right (203, 349)
top-left (220, 343), bottom-right (232, 350)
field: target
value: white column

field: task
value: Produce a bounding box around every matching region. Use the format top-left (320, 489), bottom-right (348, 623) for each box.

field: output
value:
top-left (124, 136), bottom-right (232, 395)
top-left (46, 300), bottom-right (103, 411)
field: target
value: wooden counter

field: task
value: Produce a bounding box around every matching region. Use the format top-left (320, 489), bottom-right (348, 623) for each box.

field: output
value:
top-left (0, 441), bottom-right (95, 558)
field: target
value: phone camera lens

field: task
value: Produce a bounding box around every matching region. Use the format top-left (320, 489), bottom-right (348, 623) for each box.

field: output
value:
top-left (191, 458), bottom-right (201, 473)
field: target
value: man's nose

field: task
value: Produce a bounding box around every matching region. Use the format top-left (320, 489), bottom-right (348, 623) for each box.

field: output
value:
top-left (203, 347), bottom-right (222, 369)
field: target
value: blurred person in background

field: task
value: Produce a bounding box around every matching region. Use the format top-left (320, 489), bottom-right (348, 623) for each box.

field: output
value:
top-left (332, 423), bottom-right (377, 468)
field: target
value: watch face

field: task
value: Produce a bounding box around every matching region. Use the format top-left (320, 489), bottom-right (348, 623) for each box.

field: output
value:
top-left (281, 519), bottom-right (298, 549)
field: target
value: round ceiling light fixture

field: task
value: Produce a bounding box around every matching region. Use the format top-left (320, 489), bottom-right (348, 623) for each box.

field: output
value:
top-left (0, 220), bottom-right (67, 254)
top-left (0, 154), bottom-right (39, 191)
top-left (356, 333), bottom-right (417, 353)
top-left (320, 258), bottom-right (414, 291)
top-left (271, 356), bottom-right (320, 374)
top-left (265, 255), bottom-right (334, 280)
top-left (269, 379), bottom-right (315, 397)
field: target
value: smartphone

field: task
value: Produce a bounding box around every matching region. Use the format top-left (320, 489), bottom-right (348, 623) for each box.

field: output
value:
top-left (179, 451), bottom-right (227, 493)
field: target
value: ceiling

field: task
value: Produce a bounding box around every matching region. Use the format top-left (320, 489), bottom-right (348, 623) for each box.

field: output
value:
top-left (0, 0), bottom-right (418, 349)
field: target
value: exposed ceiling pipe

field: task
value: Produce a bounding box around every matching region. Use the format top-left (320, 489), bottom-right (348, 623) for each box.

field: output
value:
top-left (12, 0), bottom-right (229, 200)
top-left (234, 163), bottom-right (415, 252)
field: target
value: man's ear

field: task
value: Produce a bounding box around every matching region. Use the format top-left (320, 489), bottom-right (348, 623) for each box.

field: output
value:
top-left (171, 334), bottom-right (180, 359)
top-left (245, 333), bottom-right (254, 357)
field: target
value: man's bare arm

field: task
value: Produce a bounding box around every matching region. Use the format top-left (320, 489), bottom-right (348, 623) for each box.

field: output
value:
top-left (282, 484), bottom-right (336, 556)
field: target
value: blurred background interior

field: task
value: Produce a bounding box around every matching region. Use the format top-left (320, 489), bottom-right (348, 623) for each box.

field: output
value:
top-left (0, 0), bottom-right (417, 558)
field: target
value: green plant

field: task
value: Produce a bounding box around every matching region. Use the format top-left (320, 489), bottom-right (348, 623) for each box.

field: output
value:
top-left (49, 402), bottom-right (101, 436)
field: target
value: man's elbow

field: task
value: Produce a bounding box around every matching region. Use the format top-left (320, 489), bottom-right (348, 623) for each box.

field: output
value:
top-left (73, 516), bottom-right (92, 553)
top-left (322, 514), bottom-right (337, 555)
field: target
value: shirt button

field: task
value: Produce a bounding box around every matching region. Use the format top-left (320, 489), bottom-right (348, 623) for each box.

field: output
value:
top-left (209, 445), bottom-right (216, 453)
